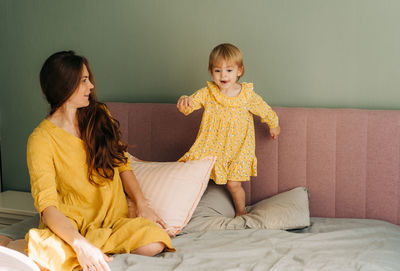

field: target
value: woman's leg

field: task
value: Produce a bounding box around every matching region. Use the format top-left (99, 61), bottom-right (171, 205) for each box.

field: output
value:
top-left (131, 242), bottom-right (165, 256)
top-left (226, 181), bottom-right (247, 216)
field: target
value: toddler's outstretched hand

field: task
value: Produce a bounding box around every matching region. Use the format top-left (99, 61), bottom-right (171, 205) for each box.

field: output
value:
top-left (269, 126), bottom-right (280, 139)
top-left (177, 96), bottom-right (193, 111)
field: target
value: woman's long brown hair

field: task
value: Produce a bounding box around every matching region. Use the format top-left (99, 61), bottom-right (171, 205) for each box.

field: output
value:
top-left (40, 51), bottom-right (127, 185)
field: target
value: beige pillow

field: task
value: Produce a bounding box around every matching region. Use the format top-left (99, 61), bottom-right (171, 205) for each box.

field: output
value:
top-left (128, 153), bottom-right (216, 236)
top-left (244, 187), bottom-right (310, 230)
top-left (182, 183), bottom-right (310, 233)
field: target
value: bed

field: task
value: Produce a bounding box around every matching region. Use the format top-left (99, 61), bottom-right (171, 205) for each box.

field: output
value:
top-left (1, 103), bottom-right (400, 270)
top-left (110, 218), bottom-right (400, 270)
top-left (106, 103), bottom-right (400, 271)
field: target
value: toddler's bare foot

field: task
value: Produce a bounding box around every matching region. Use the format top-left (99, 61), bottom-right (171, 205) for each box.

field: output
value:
top-left (235, 210), bottom-right (247, 217)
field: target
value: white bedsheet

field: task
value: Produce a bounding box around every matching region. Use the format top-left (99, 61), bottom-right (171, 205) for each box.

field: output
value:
top-left (109, 217), bottom-right (400, 271)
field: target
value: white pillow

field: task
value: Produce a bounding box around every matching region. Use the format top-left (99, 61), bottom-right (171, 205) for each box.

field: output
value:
top-left (128, 153), bottom-right (216, 236)
top-left (0, 245), bottom-right (40, 271)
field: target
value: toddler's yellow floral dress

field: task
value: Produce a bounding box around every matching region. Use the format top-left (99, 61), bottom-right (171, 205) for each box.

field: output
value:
top-left (178, 81), bottom-right (279, 184)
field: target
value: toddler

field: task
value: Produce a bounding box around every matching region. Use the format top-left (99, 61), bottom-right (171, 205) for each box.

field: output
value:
top-left (177, 43), bottom-right (280, 216)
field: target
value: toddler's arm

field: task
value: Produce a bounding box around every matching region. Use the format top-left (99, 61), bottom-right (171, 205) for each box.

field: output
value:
top-left (177, 96), bottom-right (193, 115)
top-left (248, 91), bottom-right (280, 139)
top-left (269, 126), bottom-right (280, 139)
top-left (176, 87), bottom-right (208, 115)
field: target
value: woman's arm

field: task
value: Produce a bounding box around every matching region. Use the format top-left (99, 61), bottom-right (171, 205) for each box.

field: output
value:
top-left (41, 206), bottom-right (83, 247)
top-left (120, 170), bottom-right (167, 229)
top-left (42, 206), bottom-right (113, 271)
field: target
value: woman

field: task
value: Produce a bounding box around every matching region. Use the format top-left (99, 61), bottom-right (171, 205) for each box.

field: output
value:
top-left (26, 51), bottom-right (174, 271)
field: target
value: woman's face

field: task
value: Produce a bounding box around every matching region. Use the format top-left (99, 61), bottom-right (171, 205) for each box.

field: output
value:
top-left (67, 65), bottom-right (94, 109)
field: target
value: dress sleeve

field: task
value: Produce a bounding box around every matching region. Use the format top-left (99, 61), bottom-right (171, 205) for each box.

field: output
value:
top-left (248, 91), bottom-right (279, 128)
top-left (117, 151), bottom-right (133, 173)
top-left (27, 131), bottom-right (59, 214)
top-left (178, 87), bottom-right (208, 115)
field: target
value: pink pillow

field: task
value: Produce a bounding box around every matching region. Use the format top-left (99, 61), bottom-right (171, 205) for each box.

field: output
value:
top-left (127, 154), bottom-right (216, 236)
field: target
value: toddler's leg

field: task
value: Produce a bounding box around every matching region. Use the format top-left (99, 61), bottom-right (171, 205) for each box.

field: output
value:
top-left (226, 181), bottom-right (247, 217)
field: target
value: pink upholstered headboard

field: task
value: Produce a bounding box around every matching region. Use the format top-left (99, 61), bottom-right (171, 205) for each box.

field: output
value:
top-left (107, 103), bottom-right (400, 225)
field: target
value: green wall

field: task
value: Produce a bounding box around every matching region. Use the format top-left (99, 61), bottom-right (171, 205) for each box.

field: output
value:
top-left (1, 0), bottom-right (400, 192)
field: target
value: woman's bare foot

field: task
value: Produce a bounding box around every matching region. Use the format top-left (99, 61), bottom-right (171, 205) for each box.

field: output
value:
top-left (7, 239), bottom-right (27, 255)
top-left (0, 235), bottom-right (12, 247)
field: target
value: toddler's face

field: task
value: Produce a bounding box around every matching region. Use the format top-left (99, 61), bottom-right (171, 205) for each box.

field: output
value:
top-left (211, 61), bottom-right (243, 91)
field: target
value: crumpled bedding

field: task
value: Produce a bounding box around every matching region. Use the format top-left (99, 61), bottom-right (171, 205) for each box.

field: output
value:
top-left (109, 217), bottom-right (400, 271)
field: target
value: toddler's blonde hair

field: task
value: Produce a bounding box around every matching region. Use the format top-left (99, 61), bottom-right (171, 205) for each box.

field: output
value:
top-left (208, 43), bottom-right (244, 79)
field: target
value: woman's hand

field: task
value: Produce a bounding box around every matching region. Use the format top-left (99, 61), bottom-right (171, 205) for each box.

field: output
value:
top-left (177, 96), bottom-right (192, 111)
top-left (72, 237), bottom-right (113, 271)
top-left (269, 126), bottom-right (281, 139)
top-left (136, 202), bottom-right (167, 229)
top-left (120, 170), bottom-right (167, 230)
top-left (127, 198), bottom-right (173, 236)
top-left (41, 206), bottom-right (113, 271)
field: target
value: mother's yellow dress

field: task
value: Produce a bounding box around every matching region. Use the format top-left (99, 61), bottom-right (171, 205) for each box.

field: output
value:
top-left (26, 119), bottom-right (173, 271)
